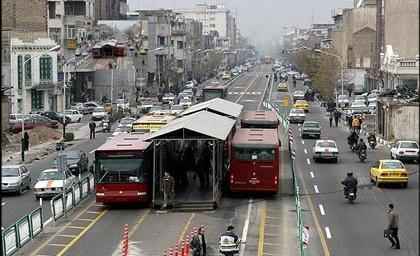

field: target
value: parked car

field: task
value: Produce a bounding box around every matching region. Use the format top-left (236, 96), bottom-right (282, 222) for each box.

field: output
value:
top-left (312, 139), bottom-right (339, 163)
top-left (184, 81), bottom-right (195, 89)
top-left (116, 98), bottom-right (130, 111)
top-left (368, 102), bottom-right (376, 113)
top-left (350, 102), bottom-right (369, 114)
top-left (71, 103), bottom-right (89, 115)
top-left (30, 114), bottom-right (59, 129)
top-left (301, 121), bottom-right (321, 139)
top-left (118, 117), bottom-right (136, 129)
top-left (41, 111), bottom-right (71, 124)
top-left (288, 108), bottom-right (306, 123)
top-left (390, 140), bottom-right (419, 162)
top-left (277, 82), bottom-right (288, 92)
top-left (33, 168), bottom-right (77, 199)
top-left (52, 150), bottom-right (89, 176)
top-left (64, 109), bottom-right (83, 123)
top-left (1, 164), bottom-right (31, 194)
top-left (92, 106), bottom-right (107, 121)
top-left (353, 95), bottom-right (367, 105)
top-left (337, 95), bottom-right (350, 108)
top-left (367, 93), bottom-right (377, 104)
top-left (83, 101), bottom-right (101, 114)
top-left (9, 115), bottom-right (35, 133)
top-left (222, 72), bottom-right (232, 80)
top-left (369, 160), bottom-right (408, 188)
top-left (162, 93), bottom-right (176, 104)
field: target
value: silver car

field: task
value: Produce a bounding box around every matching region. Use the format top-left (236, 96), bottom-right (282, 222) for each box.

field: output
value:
top-left (33, 168), bottom-right (77, 199)
top-left (1, 165), bottom-right (31, 194)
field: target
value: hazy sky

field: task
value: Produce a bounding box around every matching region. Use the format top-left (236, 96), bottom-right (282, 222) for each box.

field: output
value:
top-left (128, 0), bottom-right (353, 49)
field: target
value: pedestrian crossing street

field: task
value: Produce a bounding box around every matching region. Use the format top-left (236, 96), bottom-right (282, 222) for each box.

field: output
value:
top-left (228, 91), bottom-right (262, 95)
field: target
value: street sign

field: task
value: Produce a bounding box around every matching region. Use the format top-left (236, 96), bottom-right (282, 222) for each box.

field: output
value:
top-left (57, 154), bottom-right (67, 174)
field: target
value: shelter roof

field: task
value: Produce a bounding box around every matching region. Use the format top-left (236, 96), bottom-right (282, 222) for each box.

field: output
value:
top-left (180, 98), bottom-right (243, 119)
top-left (146, 111), bottom-right (236, 141)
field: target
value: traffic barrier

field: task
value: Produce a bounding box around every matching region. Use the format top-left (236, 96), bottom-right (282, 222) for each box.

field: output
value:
top-left (121, 224), bottom-right (129, 256)
top-left (2, 207), bottom-right (43, 256)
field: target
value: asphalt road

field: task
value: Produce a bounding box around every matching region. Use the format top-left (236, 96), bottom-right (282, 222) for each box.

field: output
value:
top-left (14, 64), bottom-right (301, 256)
top-left (1, 119), bottom-right (115, 229)
top-left (289, 81), bottom-right (419, 255)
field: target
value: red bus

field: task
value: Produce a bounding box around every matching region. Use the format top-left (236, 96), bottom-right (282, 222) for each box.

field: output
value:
top-left (241, 111), bottom-right (279, 129)
top-left (229, 128), bottom-right (280, 193)
top-left (94, 133), bottom-right (153, 204)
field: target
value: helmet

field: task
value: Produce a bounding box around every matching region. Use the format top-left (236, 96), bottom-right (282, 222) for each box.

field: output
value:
top-left (227, 225), bottom-right (235, 231)
top-left (347, 172), bottom-right (353, 176)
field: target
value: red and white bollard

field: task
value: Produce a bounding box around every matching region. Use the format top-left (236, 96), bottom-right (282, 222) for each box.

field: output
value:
top-left (168, 248), bottom-right (173, 256)
top-left (185, 235), bottom-right (190, 256)
top-left (174, 242), bottom-right (179, 256)
top-left (121, 224), bottom-right (129, 256)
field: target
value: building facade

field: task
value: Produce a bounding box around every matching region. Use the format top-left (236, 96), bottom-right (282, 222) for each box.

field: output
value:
top-left (10, 38), bottom-right (62, 114)
top-left (95, 0), bottom-right (127, 20)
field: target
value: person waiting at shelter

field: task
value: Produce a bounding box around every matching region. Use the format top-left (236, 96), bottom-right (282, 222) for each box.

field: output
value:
top-left (161, 172), bottom-right (175, 209)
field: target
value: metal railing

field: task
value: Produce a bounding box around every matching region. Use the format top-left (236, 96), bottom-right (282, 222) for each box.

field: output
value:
top-left (51, 174), bottom-right (95, 222)
top-left (2, 208), bottom-right (43, 256)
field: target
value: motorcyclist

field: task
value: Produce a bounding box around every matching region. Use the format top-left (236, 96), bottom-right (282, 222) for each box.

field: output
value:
top-left (347, 131), bottom-right (359, 148)
top-left (221, 225), bottom-right (239, 244)
top-left (356, 138), bottom-right (367, 153)
top-left (367, 133), bottom-right (376, 144)
top-left (341, 172), bottom-right (358, 198)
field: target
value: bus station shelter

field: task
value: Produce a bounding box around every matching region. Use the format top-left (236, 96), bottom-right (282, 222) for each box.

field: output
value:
top-left (146, 110), bottom-right (236, 209)
top-left (180, 97), bottom-right (243, 120)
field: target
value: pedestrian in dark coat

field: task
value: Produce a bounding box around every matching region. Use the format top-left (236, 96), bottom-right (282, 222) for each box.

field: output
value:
top-left (329, 111), bottom-right (333, 128)
top-left (190, 226), bottom-right (206, 256)
top-left (334, 110), bottom-right (340, 127)
top-left (89, 121), bottom-right (96, 139)
top-left (23, 132), bottom-right (30, 151)
top-left (386, 204), bottom-right (400, 249)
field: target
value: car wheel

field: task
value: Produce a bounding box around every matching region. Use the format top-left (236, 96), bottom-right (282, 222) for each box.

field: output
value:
top-left (333, 158), bottom-right (338, 163)
top-left (78, 118), bottom-right (81, 123)
top-left (35, 195), bottom-right (40, 200)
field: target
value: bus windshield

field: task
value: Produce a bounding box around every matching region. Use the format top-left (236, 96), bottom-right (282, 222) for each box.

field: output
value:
top-left (97, 158), bottom-right (146, 183)
top-left (234, 147), bottom-right (275, 161)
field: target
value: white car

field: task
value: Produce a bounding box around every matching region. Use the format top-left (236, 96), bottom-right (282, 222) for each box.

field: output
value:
top-left (184, 81), bottom-right (195, 89)
top-left (92, 107), bottom-right (107, 121)
top-left (390, 140), bottom-right (419, 162)
top-left (313, 139), bottom-right (339, 163)
top-left (368, 102), bottom-right (376, 113)
top-left (293, 90), bottom-right (305, 101)
top-left (64, 109), bottom-right (83, 123)
top-left (367, 94), bottom-right (377, 104)
top-left (181, 89), bottom-right (194, 98)
top-left (33, 168), bottom-right (77, 199)
top-left (116, 99), bottom-right (129, 111)
top-left (337, 95), bottom-right (350, 107)
top-left (288, 108), bottom-right (306, 123)
top-left (162, 93), bottom-right (176, 104)
top-left (118, 117), bottom-right (136, 129)
top-left (179, 98), bottom-right (192, 109)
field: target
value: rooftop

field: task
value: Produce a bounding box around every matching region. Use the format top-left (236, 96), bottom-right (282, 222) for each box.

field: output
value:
top-left (241, 111), bottom-right (279, 125)
top-left (232, 128), bottom-right (279, 148)
top-left (95, 133), bottom-right (151, 151)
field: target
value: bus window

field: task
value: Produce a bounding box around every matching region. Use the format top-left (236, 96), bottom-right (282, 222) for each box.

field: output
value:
top-left (234, 147), bottom-right (275, 161)
top-left (97, 158), bottom-right (145, 183)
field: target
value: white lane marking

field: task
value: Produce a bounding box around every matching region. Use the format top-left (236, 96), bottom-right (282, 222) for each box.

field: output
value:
top-left (310, 172), bottom-right (315, 178)
top-left (304, 149), bottom-right (308, 154)
top-left (325, 227), bottom-right (332, 239)
top-left (1, 201), bottom-right (6, 206)
top-left (306, 158), bottom-right (311, 165)
top-left (314, 185), bottom-right (319, 193)
top-left (319, 204), bottom-right (326, 216)
top-left (44, 217), bottom-right (53, 226)
top-left (239, 198), bottom-right (253, 256)
top-left (235, 75), bottom-right (260, 103)
top-left (301, 140), bottom-right (305, 145)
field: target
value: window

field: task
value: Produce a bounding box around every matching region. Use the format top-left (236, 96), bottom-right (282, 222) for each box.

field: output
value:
top-left (158, 36), bottom-right (165, 46)
top-left (48, 1), bottom-right (56, 18)
top-left (24, 55), bottom-right (31, 82)
top-left (49, 28), bottom-right (61, 44)
top-left (210, 24), bottom-right (216, 28)
top-left (177, 41), bottom-right (184, 49)
top-left (177, 60), bottom-right (183, 68)
top-left (234, 147), bottom-right (275, 161)
top-left (64, 1), bottom-right (86, 16)
top-left (65, 25), bottom-right (76, 39)
top-left (171, 40), bottom-right (174, 46)
top-left (31, 90), bottom-right (44, 110)
top-left (97, 158), bottom-right (146, 183)
top-left (17, 55), bottom-right (23, 89)
top-left (39, 55), bottom-right (52, 81)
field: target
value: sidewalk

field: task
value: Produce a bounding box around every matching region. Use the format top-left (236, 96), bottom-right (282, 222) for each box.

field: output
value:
top-left (2, 122), bottom-right (101, 165)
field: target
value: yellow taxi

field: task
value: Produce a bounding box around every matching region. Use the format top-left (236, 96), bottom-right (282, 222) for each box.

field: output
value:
top-left (293, 100), bottom-right (310, 112)
top-left (369, 160), bottom-right (408, 188)
top-left (277, 82), bottom-right (288, 92)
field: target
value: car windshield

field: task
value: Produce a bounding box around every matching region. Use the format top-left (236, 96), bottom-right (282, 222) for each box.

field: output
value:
top-left (234, 147), bottom-right (275, 161)
top-left (296, 100), bottom-right (306, 104)
top-left (2, 167), bottom-right (19, 177)
top-left (317, 141), bottom-right (336, 148)
top-left (382, 161), bottom-right (404, 169)
top-left (304, 122), bottom-right (319, 128)
top-left (400, 142), bottom-right (418, 148)
top-left (294, 91), bottom-right (304, 95)
top-left (38, 171), bottom-right (63, 181)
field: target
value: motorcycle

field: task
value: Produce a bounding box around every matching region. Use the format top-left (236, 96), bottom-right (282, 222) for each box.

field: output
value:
top-left (345, 187), bottom-right (357, 203)
top-left (358, 148), bottom-right (367, 162)
top-left (368, 140), bottom-right (376, 149)
top-left (102, 120), bottom-right (110, 133)
top-left (219, 235), bottom-right (240, 256)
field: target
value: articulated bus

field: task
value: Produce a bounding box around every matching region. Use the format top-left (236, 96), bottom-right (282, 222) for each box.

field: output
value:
top-left (202, 83), bottom-right (228, 102)
top-left (131, 113), bottom-right (176, 133)
top-left (95, 133), bottom-right (153, 204)
top-left (241, 111), bottom-right (279, 129)
top-left (229, 128), bottom-right (280, 193)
